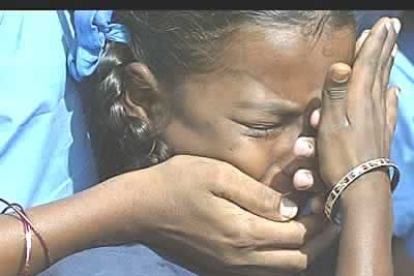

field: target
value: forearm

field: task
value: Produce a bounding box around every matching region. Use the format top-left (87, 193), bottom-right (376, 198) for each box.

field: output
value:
top-left (336, 172), bottom-right (394, 276)
top-left (0, 170), bottom-right (153, 276)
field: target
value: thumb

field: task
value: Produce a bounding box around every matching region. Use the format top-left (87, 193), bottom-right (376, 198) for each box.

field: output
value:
top-left (321, 63), bottom-right (351, 124)
top-left (210, 169), bottom-right (298, 222)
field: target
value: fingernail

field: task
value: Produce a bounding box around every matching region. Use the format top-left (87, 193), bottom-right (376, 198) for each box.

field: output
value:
top-left (392, 18), bottom-right (401, 34)
top-left (310, 109), bottom-right (320, 128)
top-left (298, 171), bottom-right (314, 185)
top-left (294, 170), bottom-right (314, 190)
top-left (331, 64), bottom-right (350, 83)
top-left (392, 45), bottom-right (398, 58)
top-left (298, 142), bottom-right (313, 157)
top-left (280, 198), bottom-right (298, 219)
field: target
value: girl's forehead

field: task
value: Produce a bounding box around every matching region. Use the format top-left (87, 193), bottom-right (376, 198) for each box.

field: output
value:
top-left (222, 25), bottom-right (355, 69)
top-left (217, 26), bottom-right (356, 105)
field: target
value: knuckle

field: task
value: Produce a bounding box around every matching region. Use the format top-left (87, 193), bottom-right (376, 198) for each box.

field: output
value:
top-left (378, 57), bottom-right (389, 73)
top-left (234, 237), bottom-right (255, 250)
top-left (217, 244), bottom-right (250, 271)
top-left (228, 223), bottom-right (256, 250)
top-left (358, 57), bottom-right (377, 69)
top-left (363, 97), bottom-right (374, 111)
top-left (201, 159), bottom-right (227, 181)
top-left (259, 186), bottom-right (279, 214)
top-left (365, 58), bottom-right (378, 68)
top-left (380, 56), bottom-right (389, 68)
top-left (214, 160), bottom-right (235, 180)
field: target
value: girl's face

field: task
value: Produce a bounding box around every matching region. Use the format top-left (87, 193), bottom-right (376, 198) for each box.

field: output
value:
top-left (162, 24), bottom-right (356, 189)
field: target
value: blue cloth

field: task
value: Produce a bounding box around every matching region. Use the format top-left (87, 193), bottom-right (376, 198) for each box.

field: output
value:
top-left (390, 50), bottom-right (414, 259)
top-left (0, 11), bottom-right (98, 208)
top-left (40, 245), bottom-right (197, 276)
top-left (67, 10), bottom-right (130, 82)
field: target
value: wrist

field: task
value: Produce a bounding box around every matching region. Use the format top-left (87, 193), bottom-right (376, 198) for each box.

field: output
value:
top-left (98, 166), bottom-right (163, 247)
top-left (340, 170), bottom-right (391, 209)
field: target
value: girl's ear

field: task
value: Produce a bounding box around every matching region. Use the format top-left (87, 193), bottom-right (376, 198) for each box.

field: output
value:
top-left (122, 62), bottom-right (162, 122)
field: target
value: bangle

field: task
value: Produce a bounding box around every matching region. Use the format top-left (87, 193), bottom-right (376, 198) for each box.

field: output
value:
top-left (0, 198), bottom-right (51, 276)
top-left (324, 158), bottom-right (400, 224)
top-left (1, 202), bottom-right (32, 276)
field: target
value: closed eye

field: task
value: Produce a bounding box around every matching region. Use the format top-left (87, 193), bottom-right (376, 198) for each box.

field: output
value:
top-left (232, 119), bottom-right (285, 139)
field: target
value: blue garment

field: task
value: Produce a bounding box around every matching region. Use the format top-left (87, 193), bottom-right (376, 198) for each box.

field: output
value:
top-left (390, 50), bottom-right (414, 258)
top-left (67, 10), bottom-right (131, 82)
top-left (40, 245), bottom-right (197, 276)
top-left (0, 11), bottom-right (98, 208)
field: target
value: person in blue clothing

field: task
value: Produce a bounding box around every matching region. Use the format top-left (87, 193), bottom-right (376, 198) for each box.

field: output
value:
top-left (0, 10), bottom-right (337, 276)
top-left (0, 11), bottom-right (98, 208)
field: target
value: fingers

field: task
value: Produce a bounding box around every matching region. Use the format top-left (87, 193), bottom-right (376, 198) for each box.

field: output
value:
top-left (299, 98), bottom-right (321, 137)
top-left (295, 223), bottom-right (340, 268)
top-left (350, 18), bottom-right (389, 101)
top-left (249, 223), bottom-right (339, 273)
top-left (309, 194), bottom-right (326, 215)
top-left (293, 169), bottom-right (314, 190)
top-left (386, 86), bottom-right (400, 142)
top-left (270, 157), bottom-right (325, 194)
top-left (373, 18), bottom-right (399, 105)
top-left (321, 63), bottom-right (351, 124)
top-left (382, 18), bottom-right (401, 90)
top-left (310, 108), bottom-right (320, 128)
top-left (293, 137), bottom-right (315, 158)
top-left (246, 214), bottom-right (328, 250)
top-left (355, 29), bottom-right (370, 58)
top-left (383, 44), bottom-right (398, 90)
top-left (212, 171), bottom-right (299, 221)
top-left (292, 98), bottom-right (323, 191)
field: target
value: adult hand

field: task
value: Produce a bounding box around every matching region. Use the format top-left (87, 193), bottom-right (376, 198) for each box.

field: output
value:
top-left (125, 155), bottom-right (338, 276)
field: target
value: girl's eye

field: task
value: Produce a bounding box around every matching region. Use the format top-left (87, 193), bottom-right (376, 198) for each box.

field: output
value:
top-left (244, 123), bottom-right (284, 139)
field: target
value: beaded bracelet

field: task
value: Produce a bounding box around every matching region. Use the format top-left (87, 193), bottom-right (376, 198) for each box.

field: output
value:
top-left (324, 158), bottom-right (400, 224)
top-left (0, 198), bottom-right (51, 276)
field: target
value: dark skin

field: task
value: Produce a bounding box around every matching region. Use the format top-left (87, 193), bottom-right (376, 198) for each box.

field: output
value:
top-left (124, 17), bottom-right (400, 276)
top-left (160, 25), bottom-right (354, 187)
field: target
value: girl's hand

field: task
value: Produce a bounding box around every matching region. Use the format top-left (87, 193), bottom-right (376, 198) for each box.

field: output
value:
top-left (317, 17), bottom-right (400, 187)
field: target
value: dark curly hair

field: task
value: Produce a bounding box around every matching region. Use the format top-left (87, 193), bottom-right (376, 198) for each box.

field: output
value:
top-left (84, 10), bottom-right (356, 181)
